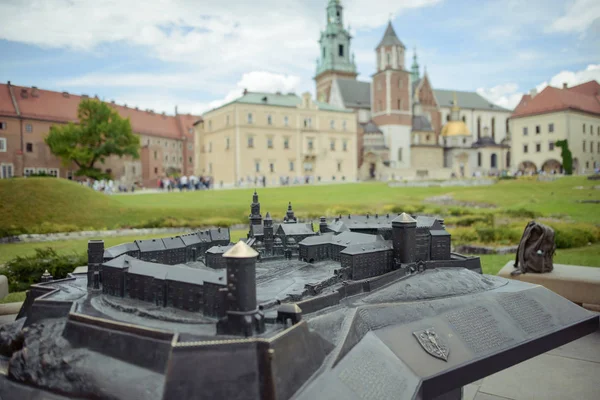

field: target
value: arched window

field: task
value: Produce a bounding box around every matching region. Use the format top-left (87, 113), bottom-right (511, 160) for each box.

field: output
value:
top-left (477, 117), bottom-right (481, 139)
top-left (477, 152), bottom-right (482, 167)
top-left (506, 118), bottom-right (510, 136)
top-left (491, 117), bottom-right (496, 140)
top-left (491, 153), bottom-right (497, 168)
top-left (446, 114), bottom-right (450, 122)
top-left (462, 115), bottom-right (466, 123)
top-left (506, 151), bottom-right (511, 168)
top-left (386, 52), bottom-right (391, 66)
top-left (398, 148), bottom-right (403, 162)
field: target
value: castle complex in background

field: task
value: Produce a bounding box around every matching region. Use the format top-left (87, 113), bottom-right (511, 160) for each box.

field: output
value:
top-left (314, 0), bottom-right (512, 181)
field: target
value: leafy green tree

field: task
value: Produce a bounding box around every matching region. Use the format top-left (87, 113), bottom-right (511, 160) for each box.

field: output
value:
top-left (45, 99), bottom-right (140, 179)
top-left (555, 139), bottom-right (573, 175)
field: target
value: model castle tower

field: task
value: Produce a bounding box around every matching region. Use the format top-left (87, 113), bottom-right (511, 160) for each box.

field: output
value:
top-left (87, 240), bottom-right (104, 289)
top-left (217, 241), bottom-right (265, 337)
top-left (283, 202), bottom-right (297, 223)
top-left (249, 190), bottom-right (262, 226)
top-left (392, 213), bottom-right (416, 265)
top-left (264, 212), bottom-right (274, 253)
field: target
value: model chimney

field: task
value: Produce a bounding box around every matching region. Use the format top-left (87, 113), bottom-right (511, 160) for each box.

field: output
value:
top-left (87, 240), bottom-right (105, 289)
top-left (31, 86), bottom-right (39, 97)
top-left (563, 82), bottom-right (568, 89)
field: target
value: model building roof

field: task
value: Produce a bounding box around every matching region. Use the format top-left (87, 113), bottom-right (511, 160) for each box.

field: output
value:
top-left (206, 244), bottom-right (234, 254)
top-left (209, 228), bottom-right (230, 242)
top-left (299, 233), bottom-right (336, 246)
top-left (135, 239), bottom-right (166, 252)
top-left (102, 254), bottom-right (132, 270)
top-left (331, 231), bottom-right (384, 246)
top-left (196, 230), bottom-right (213, 242)
top-left (277, 223), bottom-right (315, 236)
top-left (340, 241), bottom-right (393, 255)
top-left (103, 242), bottom-right (139, 259)
top-left (179, 233), bottom-right (201, 246)
top-left (335, 214), bottom-right (395, 230)
top-left (162, 237), bottom-right (186, 250)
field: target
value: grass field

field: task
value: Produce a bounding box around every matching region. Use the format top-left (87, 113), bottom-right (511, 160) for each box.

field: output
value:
top-left (1, 176), bottom-right (599, 237)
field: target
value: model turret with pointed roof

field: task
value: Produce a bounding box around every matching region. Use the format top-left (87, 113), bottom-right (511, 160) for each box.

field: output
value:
top-left (249, 190), bottom-right (262, 226)
top-left (264, 211), bottom-right (274, 253)
top-left (283, 202), bottom-right (298, 223)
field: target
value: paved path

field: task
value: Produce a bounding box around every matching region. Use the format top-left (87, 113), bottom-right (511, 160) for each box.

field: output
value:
top-left (464, 329), bottom-right (600, 400)
top-left (0, 315), bottom-right (597, 399)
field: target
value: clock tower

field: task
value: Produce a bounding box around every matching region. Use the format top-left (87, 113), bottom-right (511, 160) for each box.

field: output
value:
top-left (315, 0), bottom-right (357, 103)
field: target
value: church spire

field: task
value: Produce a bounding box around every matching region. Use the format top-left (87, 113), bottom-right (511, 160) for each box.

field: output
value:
top-left (283, 202), bottom-right (297, 223)
top-left (411, 47), bottom-right (420, 83)
top-left (376, 21), bottom-right (405, 49)
top-left (249, 190), bottom-right (262, 226)
top-left (450, 92), bottom-right (461, 121)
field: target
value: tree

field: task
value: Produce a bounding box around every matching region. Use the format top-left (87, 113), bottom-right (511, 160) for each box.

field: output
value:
top-left (45, 99), bottom-right (140, 180)
top-left (555, 139), bottom-right (573, 175)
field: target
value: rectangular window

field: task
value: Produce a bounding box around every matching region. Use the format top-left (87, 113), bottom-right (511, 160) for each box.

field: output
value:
top-left (208, 163), bottom-right (213, 173)
top-left (330, 139), bottom-right (335, 151)
top-left (337, 162), bottom-right (342, 172)
top-left (591, 141), bottom-right (594, 154)
top-left (0, 122), bottom-right (6, 130)
top-left (523, 127), bottom-right (528, 136)
top-left (24, 168), bottom-right (35, 176)
top-left (535, 125), bottom-right (540, 134)
top-left (26, 143), bottom-right (33, 152)
top-left (523, 144), bottom-right (528, 153)
top-left (267, 115), bottom-right (272, 125)
top-left (247, 136), bottom-right (254, 148)
top-left (289, 160), bottom-right (294, 172)
top-left (1, 164), bottom-right (14, 179)
top-left (267, 137), bottom-right (273, 149)
top-left (153, 151), bottom-right (157, 160)
top-left (188, 156), bottom-right (192, 164)
top-left (307, 139), bottom-right (314, 151)
top-left (226, 115), bottom-right (230, 126)
top-left (284, 116), bottom-right (289, 126)
top-left (548, 123), bottom-right (554, 133)
top-left (208, 120), bottom-right (212, 130)
top-left (25, 123), bottom-right (32, 133)
top-left (397, 99), bottom-right (401, 110)
top-left (304, 118), bottom-right (312, 128)
top-left (155, 167), bottom-right (159, 174)
top-left (269, 163), bottom-right (274, 173)
top-left (226, 137), bottom-right (230, 149)
top-left (131, 165), bottom-right (136, 174)
top-left (583, 141), bottom-right (586, 152)
top-left (549, 142), bottom-right (555, 151)
top-left (342, 120), bottom-right (347, 131)
top-left (343, 140), bottom-right (348, 152)
top-left (208, 142), bottom-right (212, 153)
top-left (248, 113), bottom-right (253, 124)
top-left (330, 120), bottom-right (335, 130)
top-left (283, 137), bottom-right (290, 149)
top-left (48, 168), bottom-right (59, 177)
top-left (535, 143), bottom-right (541, 152)
top-left (398, 148), bottom-right (403, 161)
top-left (255, 161), bottom-right (260, 173)
top-left (0, 138), bottom-right (6, 152)
top-left (583, 123), bottom-right (586, 133)
top-left (338, 44), bottom-right (344, 57)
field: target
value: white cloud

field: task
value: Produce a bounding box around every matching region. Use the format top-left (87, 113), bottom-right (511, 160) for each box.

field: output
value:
top-left (343, 0), bottom-right (443, 30)
top-left (477, 64), bottom-right (600, 110)
top-left (549, 0), bottom-right (600, 33)
top-left (110, 71), bottom-right (303, 115)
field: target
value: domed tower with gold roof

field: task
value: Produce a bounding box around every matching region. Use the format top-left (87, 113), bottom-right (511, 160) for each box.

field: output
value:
top-left (441, 93), bottom-right (476, 177)
top-left (441, 92), bottom-right (471, 146)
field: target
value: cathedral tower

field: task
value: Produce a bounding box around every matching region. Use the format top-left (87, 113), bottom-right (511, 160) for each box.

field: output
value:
top-left (314, 0), bottom-right (358, 102)
top-left (371, 21), bottom-right (412, 169)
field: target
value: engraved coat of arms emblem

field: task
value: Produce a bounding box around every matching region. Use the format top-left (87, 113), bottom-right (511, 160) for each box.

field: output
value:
top-left (413, 328), bottom-right (449, 361)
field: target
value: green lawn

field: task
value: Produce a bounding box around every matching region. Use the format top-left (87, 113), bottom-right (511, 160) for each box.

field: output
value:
top-left (1, 176), bottom-right (599, 237)
top-left (479, 243), bottom-right (600, 275)
top-left (0, 230), bottom-right (247, 265)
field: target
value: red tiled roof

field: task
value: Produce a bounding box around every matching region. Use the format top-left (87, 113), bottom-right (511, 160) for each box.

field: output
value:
top-left (0, 83), bottom-right (17, 116)
top-left (567, 81), bottom-right (600, 97)
top-left (512, 80), bottom-right (600, 119)
top-left (0, 83), bottom-right (201, 140)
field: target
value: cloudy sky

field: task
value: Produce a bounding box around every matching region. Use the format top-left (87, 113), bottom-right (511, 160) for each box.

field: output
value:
top-left (1, 0), bottom-right (599, 115)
